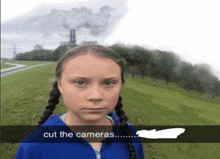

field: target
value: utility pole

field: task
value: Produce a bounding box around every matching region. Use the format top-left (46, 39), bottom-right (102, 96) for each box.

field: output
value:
top-left (10, 44), bottom-right (20, 61)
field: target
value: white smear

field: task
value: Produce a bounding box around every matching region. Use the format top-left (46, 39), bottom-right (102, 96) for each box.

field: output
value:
top-left (136, 128), bottom-right (185, 139)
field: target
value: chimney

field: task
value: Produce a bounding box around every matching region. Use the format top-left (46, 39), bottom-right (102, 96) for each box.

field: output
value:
top-left (69, 29), bottom-right (76, 44)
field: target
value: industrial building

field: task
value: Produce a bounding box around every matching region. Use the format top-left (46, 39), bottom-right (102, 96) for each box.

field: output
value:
top-left (60, 29), bottom-right (76, 46)
top-left (60, 29), bottom-right (98, 46)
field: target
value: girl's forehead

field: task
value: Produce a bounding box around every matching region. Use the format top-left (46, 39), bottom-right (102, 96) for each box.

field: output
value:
top-left (62, 54), bottom-right (121, 77)
top-left (63, 54), bottom-right (117, 66)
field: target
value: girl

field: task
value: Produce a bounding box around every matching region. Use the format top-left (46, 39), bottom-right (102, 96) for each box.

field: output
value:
top-left (14, 45), bottom-right (144, 159)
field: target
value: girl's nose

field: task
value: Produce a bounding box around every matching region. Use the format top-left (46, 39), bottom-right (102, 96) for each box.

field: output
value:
top-left (87, 85), bottom-right (103, 102)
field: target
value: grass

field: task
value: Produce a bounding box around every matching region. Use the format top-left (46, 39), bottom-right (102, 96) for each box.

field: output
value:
top-left (1, 63), bottom-right (15, 69)
top-left (122, 79), bottom-right (220, 125)
top-left (120, 79), bottom-right (219, 158)
top-left (1, 63), bottom-right (220, 159)
top-left (125, 73), bottom-right (220, 104)
top-left (1, 62), bottom-right (58, 125)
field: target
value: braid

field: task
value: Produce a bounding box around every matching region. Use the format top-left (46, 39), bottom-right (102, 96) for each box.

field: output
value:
top-left (37, 81), bottom-right (60, 127)
top-left (115, 96), bottom-right (136, 159)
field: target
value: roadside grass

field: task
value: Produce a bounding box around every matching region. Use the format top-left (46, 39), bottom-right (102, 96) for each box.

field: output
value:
top-left (1, 62), bottom-right (61, 126)
top-left (122, 79), bottom-right (220, 125)
top-left (1, 64), bottom-right (220, 159)
top-left (125, 73), bottom-right (220, 104)
top-left (121, 79), bottom-right (219, 159)
top-left (1, 62), bottom-right (63, 159)
top-left (5, 60), bottom-right (50, 66)
top-left (1, 63), bottom-right (15, 69)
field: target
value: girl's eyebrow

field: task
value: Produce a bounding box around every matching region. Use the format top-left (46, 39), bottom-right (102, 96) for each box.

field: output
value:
top-left (68, 76), bottom-right (90, 81)
top-left (103, 77), bottom-right (120, 80)
top-left (68, 76), bottom-right (120, 80)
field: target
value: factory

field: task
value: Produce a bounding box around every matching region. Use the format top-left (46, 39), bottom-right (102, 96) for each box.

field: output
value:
top-left (60, 29), bottom-right (97, 46)
top-left (60, 29), bottom-right (76, 46)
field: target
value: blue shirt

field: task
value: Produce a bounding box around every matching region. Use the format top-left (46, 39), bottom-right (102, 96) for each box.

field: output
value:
top-left (14, 112), bottom-right (145, 159)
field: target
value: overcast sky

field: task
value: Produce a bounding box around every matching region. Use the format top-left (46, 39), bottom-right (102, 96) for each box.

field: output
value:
top-left (1, 0), bottom-right (220, 79)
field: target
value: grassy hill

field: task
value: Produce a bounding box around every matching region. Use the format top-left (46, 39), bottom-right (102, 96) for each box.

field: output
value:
top-left (1, 62), bottom-right (219, 159)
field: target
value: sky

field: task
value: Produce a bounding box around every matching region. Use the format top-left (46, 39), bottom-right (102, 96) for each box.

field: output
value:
top-left (1, 0), bottom-right (220, 79)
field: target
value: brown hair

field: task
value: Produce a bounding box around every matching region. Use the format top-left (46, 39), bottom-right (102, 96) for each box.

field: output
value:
top-left (38, 44), bottom-right (136, 159)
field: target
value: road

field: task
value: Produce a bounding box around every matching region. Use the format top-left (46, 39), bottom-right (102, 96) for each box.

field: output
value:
top-left (1, 63), bottom-right (51, 77)
top-left (1, 63), bottom-right (27, 73)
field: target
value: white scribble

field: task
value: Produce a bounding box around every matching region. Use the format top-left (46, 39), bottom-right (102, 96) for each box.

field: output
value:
top-left (136, 128), bottom-right (185, 139)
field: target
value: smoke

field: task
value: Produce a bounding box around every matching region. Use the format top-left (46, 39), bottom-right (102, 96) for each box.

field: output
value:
top-left (1, 2), bottom-right (127, 58)
top-left (60, 5), bottom-right (118, 36)
top-left (1, 5), bottom-right (123, 37)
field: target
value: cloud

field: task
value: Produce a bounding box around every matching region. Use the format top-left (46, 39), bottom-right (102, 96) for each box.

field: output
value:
top-left (1, 1), bottom-right (127, 58)
top-left (2, 5), bottom-right (124, 37)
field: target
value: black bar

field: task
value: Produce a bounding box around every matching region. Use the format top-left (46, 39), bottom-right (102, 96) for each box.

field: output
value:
top-left (1, 126), bottom-right (219, 143)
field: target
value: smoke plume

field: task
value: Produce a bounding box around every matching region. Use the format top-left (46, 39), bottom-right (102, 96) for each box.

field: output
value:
top-left (2, 5), bottom-right (122, 37)
top-left (60, 5), bottom-right (118, 36)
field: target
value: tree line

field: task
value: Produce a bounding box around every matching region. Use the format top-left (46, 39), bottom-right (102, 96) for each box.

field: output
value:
top-left (109, 44), bottom-right (220, 97)
top-left (16, 43), bottom-right (220, 97)
top-left (16, 49), bottom-right (53, 61)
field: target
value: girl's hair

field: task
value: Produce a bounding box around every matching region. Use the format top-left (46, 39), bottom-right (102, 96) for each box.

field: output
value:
top-left (38, 44), bottom-right (136, 159)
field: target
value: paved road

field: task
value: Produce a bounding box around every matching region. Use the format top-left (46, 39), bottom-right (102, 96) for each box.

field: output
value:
top-left (1, 63), bottom-right (51, 77)
top-left (1, 63), bottom-right (27, 73)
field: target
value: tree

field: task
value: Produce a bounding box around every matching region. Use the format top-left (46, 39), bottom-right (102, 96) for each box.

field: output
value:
top-left (52, 45), bottom-right (77, 61)
top-left (178, 61), bottom-right (203, 92)
top-left (16, 49), bottom-right (53, 61)
top-left (152, 50), bottom-right (180, 84)
top-left (129, 45), bottom-right (153, 78)
top-left (212, 81), bottom-right (220, 97)
top-left (192, 63), bottom-right (220, 95)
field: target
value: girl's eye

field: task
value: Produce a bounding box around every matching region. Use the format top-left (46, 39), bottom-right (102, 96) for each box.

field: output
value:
top-left (104, 81), bottom-right (114, 86)
top-left (76, 81), bottom-right (85, 86)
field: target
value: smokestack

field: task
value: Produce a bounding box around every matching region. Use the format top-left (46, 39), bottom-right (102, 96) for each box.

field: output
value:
top-left (69, 29), bottom-right (76, 44)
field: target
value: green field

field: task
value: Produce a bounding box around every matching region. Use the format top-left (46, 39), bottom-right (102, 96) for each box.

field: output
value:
top-left (1, 62), bottom-right (219, 159)
top-left (1, 63), bottom-right (15, 69)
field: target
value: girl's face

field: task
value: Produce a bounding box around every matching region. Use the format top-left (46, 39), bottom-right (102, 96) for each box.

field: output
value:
top-left (57, 53), bottom-right (122, 124)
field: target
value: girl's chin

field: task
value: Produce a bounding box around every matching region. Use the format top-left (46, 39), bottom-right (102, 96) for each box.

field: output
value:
top-left (82, 114), bottom-right (107, 123)
top-left (67, 111), bottom-right (110, 125)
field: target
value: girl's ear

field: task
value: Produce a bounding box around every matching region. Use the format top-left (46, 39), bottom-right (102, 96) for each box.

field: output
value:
top-left (57, 80), bottom-right (63, 94)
